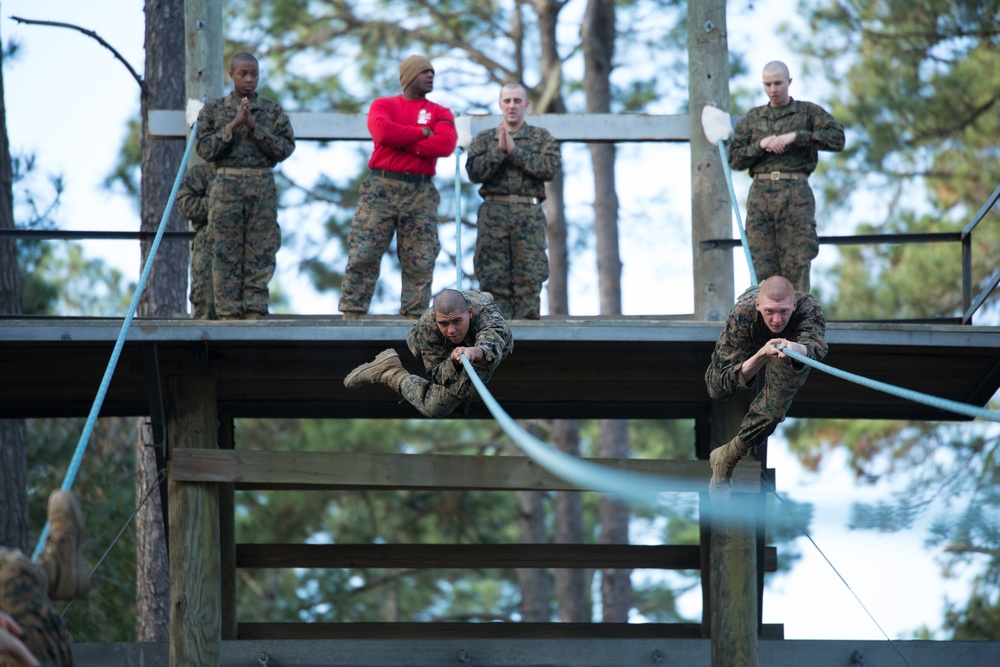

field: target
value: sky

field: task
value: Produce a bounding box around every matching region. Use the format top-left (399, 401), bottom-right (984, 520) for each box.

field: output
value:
top-left (1, 0), bottom-right (986, 642)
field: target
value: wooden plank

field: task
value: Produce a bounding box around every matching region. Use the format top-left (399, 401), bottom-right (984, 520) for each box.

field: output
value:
top-left (151, 109), bottom-right (692, 142)
top-left (170, 449), bottom-right (764, 493)
top-left (235, 543), bottom-right (778, 571)
top-left (71, 639), bottom-right (1000, 667)
top-left (236, 622), bottom-right (785, 640)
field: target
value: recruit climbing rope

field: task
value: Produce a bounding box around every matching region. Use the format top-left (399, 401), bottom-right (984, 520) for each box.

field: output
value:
top-left (32, 125), bottom-right (199, 562)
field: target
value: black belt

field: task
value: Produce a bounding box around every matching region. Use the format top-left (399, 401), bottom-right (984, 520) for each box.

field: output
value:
top-left (371, 169), bottom-right (432, 185)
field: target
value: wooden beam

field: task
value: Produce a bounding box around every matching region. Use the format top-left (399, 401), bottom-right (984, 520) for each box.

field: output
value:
top-left (236, 622), bottom-right (785, 641)
top-left (71, 638), bottom-right (1000, 667)
top-left (235, 543), bottom-right (778, 571)
top-left (152, 109), bottom-right (693, 143)
top-left (170, 448), bottom-right (764, 493)
top-left (167, 375), bottom-right (221, 667)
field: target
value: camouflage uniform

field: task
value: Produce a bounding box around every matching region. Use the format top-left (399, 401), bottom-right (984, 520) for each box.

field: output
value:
top-left (705, 286), bottom-right (827, 448)
top-left (339, 177), bottom-right (441, 317)
top-left (0, 548), bottom-right (73, 667)
top-left (175, 162), bottom-right (217, 320)
top-left (466, 124), bottom-right (559, 319)
top-left (402, 290), bottom-right (514, 417)
top-left (728, 99), bottom-right (845, 292)
top-left (195, 92), bottom-right (295, 319)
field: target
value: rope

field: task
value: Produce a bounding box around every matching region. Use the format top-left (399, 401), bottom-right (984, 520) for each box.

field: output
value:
top-left (32, 125), bottom-right (199, 561)
top-left (765, 478), bottom-right (913, 667)
top-left (715, 139), bottom-right (757, 285)
top-left (454, 147), bottom-right (463, 290)
top-left (775, 343), bottom-right (1000, 422)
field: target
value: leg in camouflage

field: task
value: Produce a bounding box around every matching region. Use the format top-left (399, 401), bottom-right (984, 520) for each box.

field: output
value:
top-left (509, 205), bottom-right (548, 319)
top-left (399, 363), bottom-right (501, 418)
top-left (774, 182), bottom-right (817, 293)
top-left (240, 176), bottom-right (280, 318)
top-left (189, 225), bottom-right (217, 320)
top-left (474, 203), bottom-right (515, 319)
top-left (339, 178), bottom-right (406, 316)
top-left (745, 181), bottom-right (782, 283)
top-left (396, 182), bottom-right (441, 318)
top-left (209, 175), bottom-right (249, 319)
top-left (736, 357), bottom-right (811, 449)
top-left (0, 549), bottom-right (74, 667)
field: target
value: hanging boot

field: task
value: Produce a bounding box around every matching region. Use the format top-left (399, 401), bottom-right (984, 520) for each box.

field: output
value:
top-left (344, 348), bottom-right (411, 392)
top-left (37, 490), bottom-right (90, 601)
top-left (709, 436), bottom-right (751, 491)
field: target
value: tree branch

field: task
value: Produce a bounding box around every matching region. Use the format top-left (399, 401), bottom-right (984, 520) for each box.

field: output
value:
top-left (11, 16), bottom-right (146, 95)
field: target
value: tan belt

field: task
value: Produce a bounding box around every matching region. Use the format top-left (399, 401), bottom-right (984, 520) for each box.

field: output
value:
top-left (753, 171), bottom-right (807, 181)
top-left (484, 194), bottom-right (541, 205)
top-left (216, 167), bottom-right (272, 177)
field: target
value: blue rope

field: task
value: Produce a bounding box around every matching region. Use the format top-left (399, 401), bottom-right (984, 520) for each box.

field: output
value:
top-left (776, 343), bottom-right (1000, 422)
top-left (454, 147), bottom-right (463, 290)
top-left (32, 126), bottom-right (199, 561)
top-left (716, 139), bottom-right (757, 286)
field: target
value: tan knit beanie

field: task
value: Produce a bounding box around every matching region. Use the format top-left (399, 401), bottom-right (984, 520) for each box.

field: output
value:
top-left (399, 55), bottom-right (433, 90)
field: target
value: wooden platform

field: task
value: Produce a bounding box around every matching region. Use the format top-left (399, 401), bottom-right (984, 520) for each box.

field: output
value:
top-left (1, 316), bottom-right (998, 421)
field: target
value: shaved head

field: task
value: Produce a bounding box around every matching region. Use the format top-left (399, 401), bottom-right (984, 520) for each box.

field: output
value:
top-left (433, 289), bottom-right (470, 314)
top-left (762, 60), bottom-right (790, 78)
top-left (230, 52), bottom-right (258, 70)
top-left (759, 276), bottom-right (795, 302)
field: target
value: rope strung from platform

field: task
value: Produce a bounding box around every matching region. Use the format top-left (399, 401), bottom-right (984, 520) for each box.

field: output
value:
top-left (775, 343), bottom-right (1000, 422)
top-left (454, 146), bottom-right (463, 289)
top-left (702, 105), bottom-right (758, 286)
top-left (32, 126), bottom-right (199, 562)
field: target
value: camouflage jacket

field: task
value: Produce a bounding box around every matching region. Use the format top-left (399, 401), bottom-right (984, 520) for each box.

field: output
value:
top-left (708, 286), bottom-right (828, 396)
top-left (407, 290), bottom-right (514, 387)
top-left (175, 162), bottom-right (216, 228)
top-left (195, 92), bottom-right (295, 169)
top-left (728, 98), bottom-right (844, 176)
top-left (466, 123), bottom-right (560, 200)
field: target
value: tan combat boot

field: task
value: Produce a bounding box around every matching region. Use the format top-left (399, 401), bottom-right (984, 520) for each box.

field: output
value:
top-left (344, 348), bottom-right (411, 392)
top-left (709, 437), bottom-right (751, 491)
top-left (37, 490), bottom-right (90, 601)
top-left (341, 311), bottom-right (365, 321)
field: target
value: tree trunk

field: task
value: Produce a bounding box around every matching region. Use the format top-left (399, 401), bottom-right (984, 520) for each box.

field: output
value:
top-left (0, 7), bottom-right (29, 553)
top-left (515, 486), bottom-right (552, 621)
top-left (583, 0), bottom-right (631, 623)
top-left (553, 419), bottom-right (588, 622)
top-left (135, 0), bottom-right (186, 641)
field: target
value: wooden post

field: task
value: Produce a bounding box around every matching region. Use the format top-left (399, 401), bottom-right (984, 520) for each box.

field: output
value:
top-left (689, 2), bottom-right (758, 665)
top-left (167, 374), bottom-right (220, 667)
top-left (218, 415), bottom-right (237, 640)
top-left (185, 0), bottom-right (223, 166)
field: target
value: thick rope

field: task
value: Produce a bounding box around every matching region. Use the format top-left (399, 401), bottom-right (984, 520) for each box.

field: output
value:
top-left (716, 139), bottom-right (757, 285)
top-left (32, 126), bottom-right (199, 561)
top-left (776, 343), bottom-right (1000, 422)
top-left (454, 147), bottom-right (463, 289)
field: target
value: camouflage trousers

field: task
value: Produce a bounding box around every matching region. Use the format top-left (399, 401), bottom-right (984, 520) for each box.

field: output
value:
top-left (746, 180), bottom-right (818, 293)
top-left (189, 224), bottom-right (217, 320)
top-left (473, 202), bottom-right (549, 320)
top-left (399, 364), bottom-right (497, 418)
top-left (338, 176), bottom-right (441, 318)
top-left (208, 174), bottom-right (280, 319)
top-left (705, 357), bottom-right (811, 449)
top-left (0, 548), bottom-right (73, 667)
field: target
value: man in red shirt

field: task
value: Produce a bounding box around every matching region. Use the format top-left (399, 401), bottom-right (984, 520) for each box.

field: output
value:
top-left (339, 55), bottom-right (458, 319)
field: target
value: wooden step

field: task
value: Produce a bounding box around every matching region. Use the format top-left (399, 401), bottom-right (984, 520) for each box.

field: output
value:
top-left (171, 449), bottom-right (766, 493)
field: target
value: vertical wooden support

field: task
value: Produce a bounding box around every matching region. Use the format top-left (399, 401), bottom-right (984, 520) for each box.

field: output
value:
top-left (167, 375), bottom-right (220, 667)
top-left (185, 0), bottom-right (224, 166)
top-left (218, 414), bottom-right (237, 640)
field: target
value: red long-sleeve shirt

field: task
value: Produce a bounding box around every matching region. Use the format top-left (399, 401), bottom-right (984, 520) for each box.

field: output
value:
top-left (366, 95), bottom-right (457, 176)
